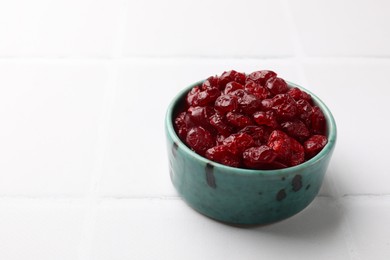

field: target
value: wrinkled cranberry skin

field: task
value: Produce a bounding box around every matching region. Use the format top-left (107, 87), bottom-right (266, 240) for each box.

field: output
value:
top-left (238, 93), bottom-right (262, 115)
top-left (224, 82), bottom-right (244, 94)
top-left (267, 130), bottom-right (292, 165)
top-left (243, 145), bottom-right (277, 169)
top-left (219, 70), bottom-right (246, 88)
top-left (304, 135), bottom-right (328, 159)
top-left (209, 113), bottom-right (233, 136)
top-left (175, 69), bottom-right (329, 169)
top-left (214, 94), bottom-right (238, 114)
top-left (226, 112), bottom-right (253, 129)
top-left (239, 125), bottom-right (270, 146)
top-left (201, 76), bottom-right (219, 90)
top-left (244, 82), bottom-right (270, 99)
top-left (266, 77), bottom-right (289, 95)
top-left (246, 70), bottom-right (277, 86)
top-left (205, 145), bottom-right (240, 167)
top-left (174, 111), bottom-right (188, 140)
top-left (253, 111), bottom-right (278, 129)
top-left (311, 106), bottom-right (326, 134)
top-left (280, 120), bottom-right (310, 142)
top-left (186, 126), bottom-right (215, 156)
top-left (222, 133), bottom-right (255, 155)
top-left (272, 94), bottom-right (298, 120)
top-left (185, 106), bottom-right (215, 130)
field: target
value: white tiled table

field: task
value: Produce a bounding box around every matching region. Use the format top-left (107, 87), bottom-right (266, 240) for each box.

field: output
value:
top-left (0, 0), bottom-right (389, 259)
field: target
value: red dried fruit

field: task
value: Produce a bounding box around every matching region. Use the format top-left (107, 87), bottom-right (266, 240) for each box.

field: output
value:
top-left (280, 120), bottom-right (310, 142)
top-left (246, 70), bottom-right (277, 86)
top-left (226, 112), bottom-right (253, 129)
top-left (289, 138), bottom-right (305, 166)
top-left (304, 135), bottom-right (328, 159)
top-left (224, 82), bottom-right (244, 94)
top-left (175, 69), bottom-right (329, 169)
top-left (287, 87), bottom-right (312, 103)
top-left (244, 81), bottom-right (270, 99)
top-left (239, 125), bottom-right (270, 146)
top-left (174, 111), bottom-right (188, 140)
top-left (186, 126), bottom-right (215, 156)
top-left (267, 130), bottom-right (292, 164)
top-left (209, 112), bottom-right (233, 136)
top-left (201, 76), bottom-right (219, 90)
top-left (253, 111), bottom-right (279, 129)
top-left (205, 145), bottom-right (240, 167)
top-left (272, 94), bottom-right (297, 120)
top-left (265, 77), bottom-right (289, 95)
top-left (222, 133), bottom-right (255, 155)
top-left (185, 106), bottom-right (215, 130)
top-left (238, 93), bottom-right (262, 115)
top-left (214, 94), bottom-right (238, 114)
top-left (296, 99), bottom-right (313, 127)
top-left (311, 106), bottom-right (326, 134)
top-left (243, 145), bottom-right (277, 169)
top-left (219, 70), bottom-right (245, 88)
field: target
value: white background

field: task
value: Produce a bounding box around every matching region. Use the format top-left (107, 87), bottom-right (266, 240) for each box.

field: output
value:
top-left (0, 0), bottom-right (390, 259)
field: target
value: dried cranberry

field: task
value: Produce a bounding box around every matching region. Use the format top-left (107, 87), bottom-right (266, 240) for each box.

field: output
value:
top-left (219, 70), bottom-right (245, 88)
top-left (253, 111), bottom-right (278, 129)
top-left (311, 106), bottom-right (326, 134)
top-left (267, 130), bottom-right (292, 164)
top-left (222, 133), bottom-right (255, 155)
top-left (272, 94), bottom-right (297, 120)
top-left (289, 138), bottom-right (305, 166)
top-left (261, 99), bottom-right (273, 111)
top-left (243, 145), bottom-right (277, 169)
top-left (265, 77), bottom-right (289, 95)
top-left (244, 81), bottom-right (270, 99)
top-left (186, 126), bottom-right (215, 156)
top-left (185, 106), bottom-right (215, 130)
top-left (201, 76), bottom-right (219, 90)
top-left (296, 99), bottom-right (313, 127)
top-left (214, 94), bottom-right (238, 114)
top-left (239, 125), bottom-right (270, 146)
top-left (246, 70), bottom-right (277, 86)
top-left (238, 93), bottom-right (262, 114)
top-left (209, 112), bottom-right (233, 136)
top-left (280, 120), bottom-right (310, 142)
top-left (174, 111), bottom-right (188, 140)
top-left (226, 112), bottom-right (253, 129)
top-left (304, 135), bottom-right (328, 159)
top-left (287, 87), bottom-right (312, 103)
top-left (205, 145), bottom-right (240, 167)
top-left (175, 69), bottom-right (329, 169)
top-left (224, 82), bottom-right (244, 94)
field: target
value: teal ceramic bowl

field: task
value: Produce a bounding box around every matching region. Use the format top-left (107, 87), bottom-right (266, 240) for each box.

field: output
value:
top-left (165, 81), bottom-right (336, 225)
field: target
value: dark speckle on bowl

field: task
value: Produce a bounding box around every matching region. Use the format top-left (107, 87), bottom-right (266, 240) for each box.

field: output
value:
top-left (292, 174), bottom-right (303, 192)
top-left (205, 163), bottom-right (217, 189)
top-left (172, 142), bottom-right (179, 157)
top-left (276, 189), bottom-right (287, 201)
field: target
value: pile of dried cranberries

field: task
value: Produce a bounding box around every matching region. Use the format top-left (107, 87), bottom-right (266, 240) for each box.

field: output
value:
top-left (174, 70), bottom-right (328, 170)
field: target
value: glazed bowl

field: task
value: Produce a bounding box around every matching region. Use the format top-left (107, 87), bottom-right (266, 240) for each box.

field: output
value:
top-left (165, 81), bottom-right (337, 225)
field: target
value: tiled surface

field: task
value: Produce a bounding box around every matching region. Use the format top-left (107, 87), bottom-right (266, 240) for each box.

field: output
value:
top-left (0, 0), bottom-right (390, 259)
top-left (0, 61), bottom-right (108, 196)
top-left (123, 0), bottom-right (293, 57)
top-left (0, 201), bottom-right (85, 260)
top-left (289, 0), bottom-right (390, 56)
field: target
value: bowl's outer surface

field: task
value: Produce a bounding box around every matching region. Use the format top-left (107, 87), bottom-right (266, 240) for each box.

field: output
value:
top-left (165, 81), bottom-right (336, 225)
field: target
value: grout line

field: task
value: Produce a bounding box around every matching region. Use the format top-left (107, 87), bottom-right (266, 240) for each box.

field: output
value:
top-left (77, 62), bottom-right (118, 260)
top-left (77, 1), bottom-right (129, 258)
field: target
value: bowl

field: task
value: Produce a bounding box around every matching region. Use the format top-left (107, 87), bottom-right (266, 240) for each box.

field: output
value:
top-left (165, 80), bottom-right (337, 225)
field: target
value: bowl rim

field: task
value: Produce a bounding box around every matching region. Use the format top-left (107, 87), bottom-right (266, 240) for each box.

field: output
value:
top-left (165, 80), bottom-right (337, 176)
